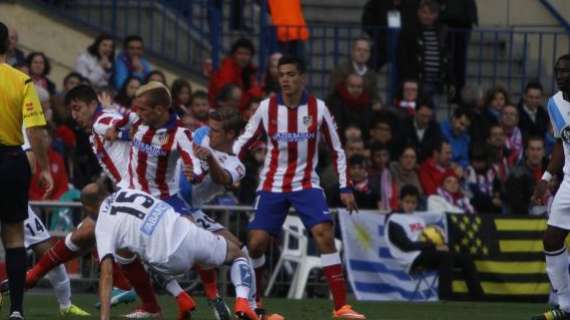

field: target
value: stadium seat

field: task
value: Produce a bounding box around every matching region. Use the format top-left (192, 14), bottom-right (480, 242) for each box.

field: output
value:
top-left (265, 215), bottom-right (342, 299)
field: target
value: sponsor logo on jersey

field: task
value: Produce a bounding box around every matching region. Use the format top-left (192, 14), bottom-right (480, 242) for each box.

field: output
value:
top-left (562, 126), bottom-right (570, 144)
top-left (303, 115), bottom-right (313, 126)
top-left (133, 138), bottom-right (167, 156)
top-left (140, 203), bottom-right (169, 235)
top-left (272, 132), bottom-right (316, 142)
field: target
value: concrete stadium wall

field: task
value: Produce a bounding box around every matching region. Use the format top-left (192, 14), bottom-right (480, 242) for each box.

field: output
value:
top-left (477, 0), bottom-right (570, 27)
top-left (0, 1), bottom-right (205, 93)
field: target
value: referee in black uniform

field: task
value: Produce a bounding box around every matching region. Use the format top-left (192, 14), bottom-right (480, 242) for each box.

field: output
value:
top-left (0, 22), bottom-right (53, 320)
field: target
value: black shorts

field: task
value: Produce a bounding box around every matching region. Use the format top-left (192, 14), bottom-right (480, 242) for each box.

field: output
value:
top-left (0, 146), bottom-right (31, 224)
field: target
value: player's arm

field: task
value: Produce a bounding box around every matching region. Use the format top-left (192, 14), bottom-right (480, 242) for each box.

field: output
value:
top-left (388, 221), bottom-right (435, 252)
top-left (533, 139), bottom-right (563, 204)
top-left (177, 129), bottom-right (204, 182)
top-left (320, 104), bottom-right (358, 213)
top-left (98, 256), bottom-right (113, 320)
top-left (23, 80), bottom-right (53, 197)
top-left (232, 102), bottom-right (265, 160)
top-left (197, 145), bottom-right (233, 185)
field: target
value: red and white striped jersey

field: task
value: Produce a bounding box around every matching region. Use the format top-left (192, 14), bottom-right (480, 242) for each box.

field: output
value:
top-left (90, 108), bottom-right (132, 187)
top-left (233, 94), bottom-right (351, 193)
top-left (125, 113), bottom-right (202, 199)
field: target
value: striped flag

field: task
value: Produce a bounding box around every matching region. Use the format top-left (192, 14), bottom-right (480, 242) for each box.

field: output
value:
top-left (447, 214), bottom-right (549, 302)
top-left (338, 210), bottom-right (447, 301)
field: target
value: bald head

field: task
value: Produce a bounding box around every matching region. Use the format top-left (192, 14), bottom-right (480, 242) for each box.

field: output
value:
top-left (80, 182), bottom-right (108, 212)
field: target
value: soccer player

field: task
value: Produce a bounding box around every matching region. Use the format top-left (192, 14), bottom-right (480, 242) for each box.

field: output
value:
top-left (233, 55), bottom-right (366, 319)
top-left (531, 54), bottom-right (570, 320)
top-left (0, 21), bottom-right (53, 320)
top-left (82, 184), bottom-right (258, 320)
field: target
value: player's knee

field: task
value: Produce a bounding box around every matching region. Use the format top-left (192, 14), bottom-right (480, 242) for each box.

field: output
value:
top-left (226, 241), bottom-right (245, 262)
top-left (248, 232), bottom-right (269, 258)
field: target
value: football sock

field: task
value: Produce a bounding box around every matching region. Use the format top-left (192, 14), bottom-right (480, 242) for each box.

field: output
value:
top-left (6, 247), bottom-right (26, 315)
top-left (46, 264), bottom-right (72, 309)
top-left (230, 257), bottom-right (253, 300)
top-left (546, 247), bottom-right (570, 312)
top-left (112, 262), bottom-right (132, 291)
top-left (196, 265), bottom-right (219, 300)
top-left (120, 258), bottom-right (160, 313)
top-left (321, 252), bottom-right (347, 310)
top-left (240, 246), bottom-right (257, 309)
top-left (165, 279), bottom-right (184, 297)
top-left (27, 238), bottom-right (79, 288)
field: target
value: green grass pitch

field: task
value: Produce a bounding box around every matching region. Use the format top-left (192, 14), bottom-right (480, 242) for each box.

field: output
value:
top-left (0, 292), bottom-right (549, 319)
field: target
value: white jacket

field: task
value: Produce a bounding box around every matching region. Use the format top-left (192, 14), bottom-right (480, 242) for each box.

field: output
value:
top-left (75, 51), bottom-right (111, 88)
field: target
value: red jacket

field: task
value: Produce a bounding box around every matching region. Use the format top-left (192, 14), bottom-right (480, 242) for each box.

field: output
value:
top-left (419, 158), bottom-right (455, 195)
top-left (29, 148), bottom-right (69, 201)
top-left (208, 57), bottom-right (262, 113)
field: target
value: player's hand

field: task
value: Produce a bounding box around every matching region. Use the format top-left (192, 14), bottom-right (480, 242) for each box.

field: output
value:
top-left (183, 163), bottom-right (193, 182)
top-left (105, 126), bottom-right (118, 141)
top-left (532, 179), bottom-right (549, 205)
top-left (341, 192), bottom-right (359, 214)
top-left (436, 244), bottom-right (449, 252)
top-left (98, 91), bottom-right (114, 109)
top-left (193, 143), bottom-right (212, 161)
top-left (38, 169), bottom-right (54, 199)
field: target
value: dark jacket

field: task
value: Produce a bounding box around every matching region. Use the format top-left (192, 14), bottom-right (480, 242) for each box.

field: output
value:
top-left (517, 101), bottom-right (550, 140)
top-left (439, 0), bottom-right (478, 28)
top-left (401, 118), bottom-right (442, 163)
top-left (327, 84), bottom-right (374, 140)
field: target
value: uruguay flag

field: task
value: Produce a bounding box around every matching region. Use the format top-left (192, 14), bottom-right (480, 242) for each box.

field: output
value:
top-left (338, 210), bottom-right (448, 301)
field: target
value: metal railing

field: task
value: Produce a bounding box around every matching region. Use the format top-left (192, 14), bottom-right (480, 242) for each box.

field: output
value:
top-left (28, 200), bottom-right (347, 297)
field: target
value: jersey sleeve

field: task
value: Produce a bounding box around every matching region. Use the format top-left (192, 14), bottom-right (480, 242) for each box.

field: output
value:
top-left (224, 156), bottom-right (246, 184)
top-left (176, 128), bottom-right (204, 180)
top-left (22, 79), bottom-right (47, 129)
top-left (547, 96), bottom-right (564, 138)
top-left (320, 102), bottom-right (351, 190)
top-left (233, 101), bottom-right (266, 159)
top-left (93, 111), bottom-right (128, 136)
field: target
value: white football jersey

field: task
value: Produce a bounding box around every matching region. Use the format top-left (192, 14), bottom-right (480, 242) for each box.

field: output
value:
top-left (384, 214), bottom-right (426, 273)
top-left (190, 128), bottom-right (246, 208)
top-left (547, 91), bottom-right (570, 178)
top-left (95, 188), bottom-right (190, 266)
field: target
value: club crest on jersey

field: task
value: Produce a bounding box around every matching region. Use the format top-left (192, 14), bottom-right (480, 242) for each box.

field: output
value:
top-left (157, 133), bottom-right (169, 145)
top-left (562, 126), bottom-right (570, 143)
top-left (303, 115), bottom-right (313, 126)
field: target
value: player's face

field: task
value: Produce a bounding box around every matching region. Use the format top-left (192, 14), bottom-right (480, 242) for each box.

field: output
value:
top-left (401, 195), bottom-right (418, 213)
top-left (278, 64), bottom-right (305, 96)
top-left (208, 118), bottom-right (231, 150)
top-left (70, 99), bottom-right (97, 131)
top-left (135, 96), bottom-right (161, 126)
top-left (555, 59), bottom-right (570, 92)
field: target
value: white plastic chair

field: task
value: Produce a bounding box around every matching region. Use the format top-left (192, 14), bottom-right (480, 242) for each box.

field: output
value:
top-left (264, 215), bottom-right (342, 299)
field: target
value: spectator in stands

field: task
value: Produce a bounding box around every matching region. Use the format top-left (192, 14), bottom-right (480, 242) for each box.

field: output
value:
top-left (486, 124), bottom-right (511, 182)
top-left (440, 108), bottom-right (472, 168)
top-left (393, 78), bottom-right (420, 118)
top-left (397, 0), bottom-right (452, 102)
top-left (145, 70), bottom-right (167, 85)
top-left (243, 97), bottom-right (261, 121)
top-left (263, 52), bottom-right (282, 96)
top-left (419, 140), bottom-right (457, 195)
top-left (401, 100), bottom-right (442, 163)
top-left (328, 36), bottom-right (380, 108)
top-left (505, 136), bottom-right (547, 215)
top-left (75, 33), bottom-right (114, 88)
top-left (390, 145), bottom-right (424, 197)
top-left (62, 72), bottom-right (83, 93)
top-left (369, 117), bottom-right (400, 160)
top-left (114, 76), bottom-right (142, 109)
top-left (428, 172), bottom-right (474, 214)
top-left (344, 124), bottom-right (363, 144)
top-left (361, 0), bottom-right (419, 70)
top-left (189, 90), bottom-right (210, 129)
top-left (216, 83), bottom-right (242, 110)
top-left (517, 81), bottom-right (549, 139)
top-left (461, 84), bottom-right (487, 143)
top-left (482, 85), bottom-right (510, 126)
top-left (171, 78), bottom-right (192, 117)
top-left (347, 154), bottom-right (379, 209)
top-left (6, 27), bottom-right (24, 66)
top-left (345, 139), bottom-right (368, 160)
top-left (439, 0), bottom-right (478, 98)
top-left (51, 72), bottom-right (83, 126)
top-left (267, 0), bottom-right (309, 56)
top-left (28, 128), bottom-right (69, 201)
top-left (328, 73), bottom-right (374, 140)
top-left (465, 145), bottom-right (502, 214)
top-left (501, 104), bottom-right (523, 162)
top-left (368, 141), bottom-right (389, 175)
top-left (114, 35), bottom-right (151, 89)
top-left (395, 185), bottom-right (421, 213)
top-left (368, 143), bottom-right (398, 211)
top-left (26, 52), bottom-right (56, 95)
top-left (208, 38), bottom-right (261, 114)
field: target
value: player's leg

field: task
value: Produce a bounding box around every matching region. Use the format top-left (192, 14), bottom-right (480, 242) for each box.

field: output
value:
top-left (0, 148), bottom-right (31, 319)
top-left (291, 189), bottom-right (366, 320)
top-left (25, 217), bottom-right (95, 288)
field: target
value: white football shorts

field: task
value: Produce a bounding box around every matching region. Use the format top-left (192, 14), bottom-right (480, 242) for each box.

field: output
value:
top-left (24, 206), bottom-right (51, 249)
top-left (548, 179), bottom-right (570, 230)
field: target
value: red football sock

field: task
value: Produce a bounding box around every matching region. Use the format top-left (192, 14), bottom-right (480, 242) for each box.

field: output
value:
top-left (323, 264), bottom-right (347, 310)
top-left (120, 258), bottom-right (160, 313)
top-left (254, 266), bottom-right (265, 306)
top-left (27, 239), bottom-right (78, 288)
top-left (195, 265), bottom-right (218, 300)
top-left (112, 262), bottom-right (132, 291)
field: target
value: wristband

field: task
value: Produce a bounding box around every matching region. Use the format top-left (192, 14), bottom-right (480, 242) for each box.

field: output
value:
top-left (542, 171), bottom-right (553, 182)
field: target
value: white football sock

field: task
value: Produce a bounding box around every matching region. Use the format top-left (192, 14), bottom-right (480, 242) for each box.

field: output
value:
top-left (47, 264), bottom-right (71, 309)
top-left (230, 257), bottom-right (253, 300)
top-left (546, 247), bottom-right (570, 312)
top-left (165, 279), bottom-right (184, 297)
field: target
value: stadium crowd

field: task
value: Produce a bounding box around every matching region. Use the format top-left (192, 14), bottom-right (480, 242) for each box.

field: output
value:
top-left (3, 0), bottom-right (556, 230)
